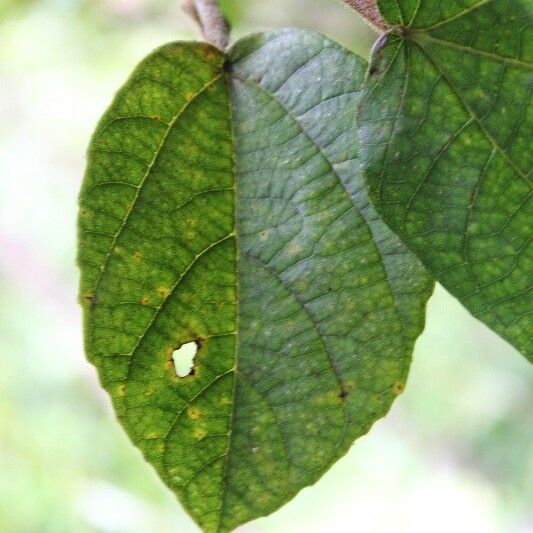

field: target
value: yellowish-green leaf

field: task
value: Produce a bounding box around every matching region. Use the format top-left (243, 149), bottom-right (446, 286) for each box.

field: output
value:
top-left (78, 30), bottom-right (433, 532)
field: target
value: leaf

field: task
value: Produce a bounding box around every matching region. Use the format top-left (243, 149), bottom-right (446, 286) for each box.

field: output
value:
top-left (78, 30), bottom-right (433, 532)
top-left (358, 0), bottom-right (532, 359)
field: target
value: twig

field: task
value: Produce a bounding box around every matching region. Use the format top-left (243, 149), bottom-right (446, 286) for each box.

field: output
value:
top-left (182, 0), bottom-right (229, 50)
top-left (343, 0), bottom-right (388, 31)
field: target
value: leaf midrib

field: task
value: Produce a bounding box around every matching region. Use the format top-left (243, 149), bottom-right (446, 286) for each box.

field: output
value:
top-left (216, 71), bottom-right (240, 533)
top-left (216, 72), bottom-right (355, 531)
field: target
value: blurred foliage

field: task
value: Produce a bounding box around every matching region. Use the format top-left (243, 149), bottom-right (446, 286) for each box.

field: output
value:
top-left (0, 0), bottom-right (36, 19)
top-left (0, 1), bottom-right (532, 532)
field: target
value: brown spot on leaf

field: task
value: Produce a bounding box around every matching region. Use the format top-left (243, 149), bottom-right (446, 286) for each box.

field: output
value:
top-left (339, 383), bottom-right (352, 400)
top-left (82, 293), bottom-right (96, 306)
top-left (393, 382), bottom-right (405, 395)
top-left (201, 43), bottom-right (218, 60)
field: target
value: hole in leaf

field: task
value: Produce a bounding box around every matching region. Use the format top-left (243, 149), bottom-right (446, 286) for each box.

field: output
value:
top-left (172, 341), bottom-right (199, 378)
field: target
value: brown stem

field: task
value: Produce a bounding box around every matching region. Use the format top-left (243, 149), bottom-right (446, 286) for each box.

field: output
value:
top-left (181, 0), bottom-right (229, 50)
top-left (343, 0), bottom-right (388, 32)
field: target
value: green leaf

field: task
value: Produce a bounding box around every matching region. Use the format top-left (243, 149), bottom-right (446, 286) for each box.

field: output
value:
top-left (78, 30), bottom-right (433, 532)
top-left (359, 0), bottom-right (532, 359)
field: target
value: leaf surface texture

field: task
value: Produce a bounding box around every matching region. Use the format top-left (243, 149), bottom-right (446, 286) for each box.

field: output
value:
top-left (78, 30), bottom-right (433, 532)
top-left (360, 0), bottom-right (532, 358)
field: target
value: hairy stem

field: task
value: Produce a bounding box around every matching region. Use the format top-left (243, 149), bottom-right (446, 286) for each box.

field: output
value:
top-left (182, 0), bottom-right (229, 50)
top-left (343, 0), bottom-right (388, 31)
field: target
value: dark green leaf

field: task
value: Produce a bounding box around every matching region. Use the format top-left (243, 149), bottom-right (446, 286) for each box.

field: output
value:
top-left (360, 0), bottom-right (532, 359)
top-left (78, 30), bottom-right (433, 532)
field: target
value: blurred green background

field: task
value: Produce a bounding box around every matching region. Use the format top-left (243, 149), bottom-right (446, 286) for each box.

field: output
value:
top-left (0, 1), bottom-right (531, 532)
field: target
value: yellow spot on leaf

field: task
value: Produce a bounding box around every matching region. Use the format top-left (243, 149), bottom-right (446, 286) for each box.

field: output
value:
top-left (219, 396), bottom-right (232, 406)
top-left (158, 287), bottom-right (171, 298)
top-left (187, 406), bottom-right (203, 420)
top-left (194, 427), bottom-right (207, 440)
